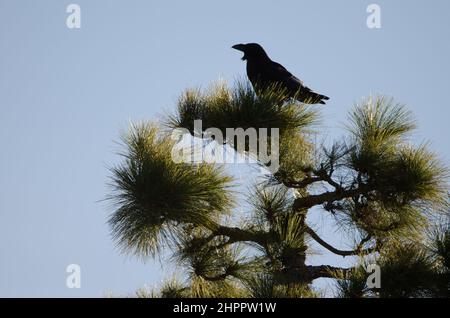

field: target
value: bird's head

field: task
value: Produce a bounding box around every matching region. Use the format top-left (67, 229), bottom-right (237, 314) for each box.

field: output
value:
top-left (232, 43), bottom-right (269, 61)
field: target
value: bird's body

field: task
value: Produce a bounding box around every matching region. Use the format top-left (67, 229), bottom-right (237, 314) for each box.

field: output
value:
top-left (232, 43), bottom-right (329, 105)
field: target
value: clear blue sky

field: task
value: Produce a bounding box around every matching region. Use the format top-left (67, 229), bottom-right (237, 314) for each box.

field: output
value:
top-left (0, 0), bottom-right (449, 297)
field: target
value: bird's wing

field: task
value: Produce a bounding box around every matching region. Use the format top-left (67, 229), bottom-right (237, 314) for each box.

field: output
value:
top-left (268, 61), bottom-right (304, 86)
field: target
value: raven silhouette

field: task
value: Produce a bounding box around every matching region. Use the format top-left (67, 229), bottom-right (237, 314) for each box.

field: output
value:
top-left (232, 43), bottom-right (329, 105)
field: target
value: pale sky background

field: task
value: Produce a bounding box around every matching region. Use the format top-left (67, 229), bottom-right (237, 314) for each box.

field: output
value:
top-left (0, 0), bottom-right (449, 297)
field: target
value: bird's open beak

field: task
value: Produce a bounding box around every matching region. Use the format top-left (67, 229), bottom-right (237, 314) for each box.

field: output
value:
top-left (232, 44), bottom-right (246, 52)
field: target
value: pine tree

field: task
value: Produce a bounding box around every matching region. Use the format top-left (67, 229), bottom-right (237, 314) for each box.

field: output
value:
top-left (107, 81), bottom-right (449, 298)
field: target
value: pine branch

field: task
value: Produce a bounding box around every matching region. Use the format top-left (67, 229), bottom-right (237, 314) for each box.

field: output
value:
top-left (281, 176), bottom-right (323, 189)
top-left (305, 226), bottom-right (376, 257)
top-left (201, 273), bottom-right (230, 282)
top-left (213, 225), bottom-right (266, 246)
top-left (308, 265), bottom-right (353, 280)
top-left (314, 168), bottom-right (344, 192)
top-left (280, 168), bottom-right (344, 191)
top-left (293, 185), bottom-right (370, 210)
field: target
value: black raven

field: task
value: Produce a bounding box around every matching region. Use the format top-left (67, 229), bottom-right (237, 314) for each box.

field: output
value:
top-left (232, 43), bottom-right (329, 105)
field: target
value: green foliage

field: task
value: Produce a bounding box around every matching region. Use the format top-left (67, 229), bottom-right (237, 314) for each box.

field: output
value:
top-left (175, 230), bottom-right (257, 283)
top-left (430, 219), bottom-right (450, 297)
top-left (377, 244), bottom-right (437, 298)
top-left (188, 277), bottom-right (247, 298)
top-left (249, 187), bottom-right (308, 280)
top-left (244, 273), bottom-right (316, 298)
top-left (168, 81), bottom-right (318, 171)
top-left (335, 265), bottom-right (371, 298)
top-left (251, 186), bottom-right (293, 230)
top-left (434, 224), bottom-right (450, 271)
top-left (347, 97), bottom-right (446, 203)
top-left (319, 97), bottom-right (449, 241)
top-left (351, 144), bottom-right (446, 207)
top-left (347, 96), bottom-right (416, 146)
top-left (169, 81), bottom-right (318, 135)
top-left (107, 82), bottom-right (449, 298)
top-left (108, 123), bottom-right (233, 258)
top-left (135, 277), bottom-right (247, 298)
top-left (337, 239), bottom-right (450, 298)
top-left (159, 279), bottom-right (189, 298)
top-left (275, 129), bottom-right (314, 182)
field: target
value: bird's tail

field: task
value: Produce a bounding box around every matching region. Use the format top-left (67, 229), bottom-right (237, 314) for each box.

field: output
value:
top-left (310, 93), bottom-right (329, 105)
top-left (317, 94), bottom-right (329, 104)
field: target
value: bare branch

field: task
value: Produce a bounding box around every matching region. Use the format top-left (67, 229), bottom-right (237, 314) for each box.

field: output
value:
top-left (280, 169), bottom-right (343, 191)
top-left (282, 176), bottom-right (323, 189)
top-left (314, 168), bottom-right (344, 192)
top-left (305, 226), bottom-right (376, 257)
top-left (293, 184), bottom-right (371, 211)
